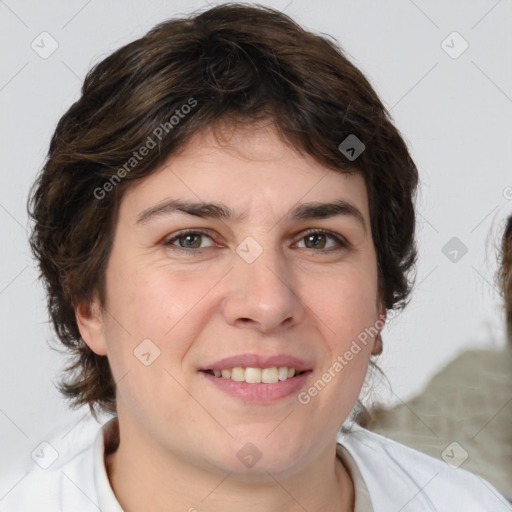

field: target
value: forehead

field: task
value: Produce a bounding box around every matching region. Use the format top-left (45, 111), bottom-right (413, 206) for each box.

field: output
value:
top-left (118, 121), bottom-right (369, 226)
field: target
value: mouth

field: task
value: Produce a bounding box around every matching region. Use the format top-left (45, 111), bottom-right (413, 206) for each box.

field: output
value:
top-left (200, 366), bottom-right (311, 384)
top-left (198, 354), bottom-right (313, 401)
top-left (199, 366), bottom-right (313, 402)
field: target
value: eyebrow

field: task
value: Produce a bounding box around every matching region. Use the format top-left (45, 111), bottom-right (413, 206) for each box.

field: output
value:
top-left (135, 198), bottom-right (367, 232)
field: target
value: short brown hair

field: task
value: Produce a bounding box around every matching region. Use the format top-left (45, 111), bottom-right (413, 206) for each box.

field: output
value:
top-left (27, 3), bottom-right (418, 416)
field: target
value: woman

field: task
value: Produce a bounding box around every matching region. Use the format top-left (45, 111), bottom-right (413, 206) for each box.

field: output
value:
top-left (6, 3), bottom-right (510, 511)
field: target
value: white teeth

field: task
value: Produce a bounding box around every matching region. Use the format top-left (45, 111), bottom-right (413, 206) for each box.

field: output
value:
top-left (231, 367), bottom-right (245, 382)
top-left (245, 367), bottom-right (262, 383)
top-left (208, 366), bottom-right (302, 383)
top-left (261, 367), bottom-right (278, 383)
top-left (278, 367), bottom-right (289, 381)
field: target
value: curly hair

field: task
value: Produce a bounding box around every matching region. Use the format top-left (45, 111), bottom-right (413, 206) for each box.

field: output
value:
top-left (27, 2), bottom-right (418, 417)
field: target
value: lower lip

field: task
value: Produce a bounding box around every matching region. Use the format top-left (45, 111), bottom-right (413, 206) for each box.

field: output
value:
top-left (200, 371), bottom-right (312, 402)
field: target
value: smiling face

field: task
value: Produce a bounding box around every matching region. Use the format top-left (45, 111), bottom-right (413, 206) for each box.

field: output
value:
top-left (76, 120), bottom-right (385, 479)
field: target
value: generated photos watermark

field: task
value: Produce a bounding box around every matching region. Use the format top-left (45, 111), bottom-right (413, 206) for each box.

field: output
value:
top-left (297, 310), bottom-right (395, 405)
top-left (94, 97), bottom-right (198, 200)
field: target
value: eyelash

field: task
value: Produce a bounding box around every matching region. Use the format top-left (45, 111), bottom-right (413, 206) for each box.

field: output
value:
top-left (163, 228), bottom-right (349, 253)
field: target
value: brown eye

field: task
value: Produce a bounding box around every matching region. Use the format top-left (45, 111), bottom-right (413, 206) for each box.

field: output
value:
top-left (296, 230), bottom-right (348, 251)
top-left (304, 233), bottom-right (327, 249)
top-left (178, 233), bottom-right (202, 248)
top-left (164, 231), bottom-right (214, 250)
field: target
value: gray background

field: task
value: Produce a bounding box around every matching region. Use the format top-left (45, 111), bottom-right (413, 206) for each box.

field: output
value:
top-left (1, 0), bottom-right (511, 480)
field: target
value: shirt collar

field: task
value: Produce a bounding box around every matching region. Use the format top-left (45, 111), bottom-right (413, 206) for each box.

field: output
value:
top-left (94, 417), bottom-right (124, 512)
top-left (336, 442), bottom-right (374, 512)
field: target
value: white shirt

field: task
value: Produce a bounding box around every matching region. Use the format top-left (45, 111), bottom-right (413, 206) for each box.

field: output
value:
top-left (1, 416), bottom-right (510, 511)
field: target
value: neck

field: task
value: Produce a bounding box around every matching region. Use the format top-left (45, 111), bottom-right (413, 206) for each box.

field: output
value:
top-left (104, 418), bottom-right (354, 512)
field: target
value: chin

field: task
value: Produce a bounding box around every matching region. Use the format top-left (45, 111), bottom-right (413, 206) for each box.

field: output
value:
top-left (213, 433), bottom-right (311, 479)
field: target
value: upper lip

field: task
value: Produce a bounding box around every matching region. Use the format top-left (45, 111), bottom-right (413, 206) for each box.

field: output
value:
top-left (199, 354), bottom-right (312, 372)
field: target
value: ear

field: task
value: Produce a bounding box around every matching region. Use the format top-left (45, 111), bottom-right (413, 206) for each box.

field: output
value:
top-left (75, 295), bottom-right (108, 356)
top-left (371, 304), bottom-right (386, 356)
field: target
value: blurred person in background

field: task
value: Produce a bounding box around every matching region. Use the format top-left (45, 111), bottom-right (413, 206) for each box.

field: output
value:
top-left (367, 214), bottom-right (512, 501)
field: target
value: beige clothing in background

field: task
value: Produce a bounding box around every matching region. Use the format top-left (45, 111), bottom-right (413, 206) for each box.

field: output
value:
top-left (367, 347), bottom-right (512, 500)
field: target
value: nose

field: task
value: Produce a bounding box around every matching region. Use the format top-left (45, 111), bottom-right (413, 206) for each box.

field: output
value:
top-left (221, 244), bottom-right (305, 333)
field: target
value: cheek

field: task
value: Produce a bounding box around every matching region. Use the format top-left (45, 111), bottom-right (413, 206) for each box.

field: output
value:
top-left (305, 266), bottom-right (379, 342)
top-left (107, 262), bottom-right (221, 342)
top-left (102, 263), bottom-right (226, 402)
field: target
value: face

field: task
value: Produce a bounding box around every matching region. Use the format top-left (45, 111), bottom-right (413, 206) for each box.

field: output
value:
top-left (77, 120), bottom-right (385, 479)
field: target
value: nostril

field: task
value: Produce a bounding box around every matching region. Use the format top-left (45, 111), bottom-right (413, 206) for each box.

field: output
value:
top-left (237, 318), bottom-right (255, 326)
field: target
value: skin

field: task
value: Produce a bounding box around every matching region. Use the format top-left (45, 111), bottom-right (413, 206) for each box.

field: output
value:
top-left (76, 119), bottom-right (386, 512)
